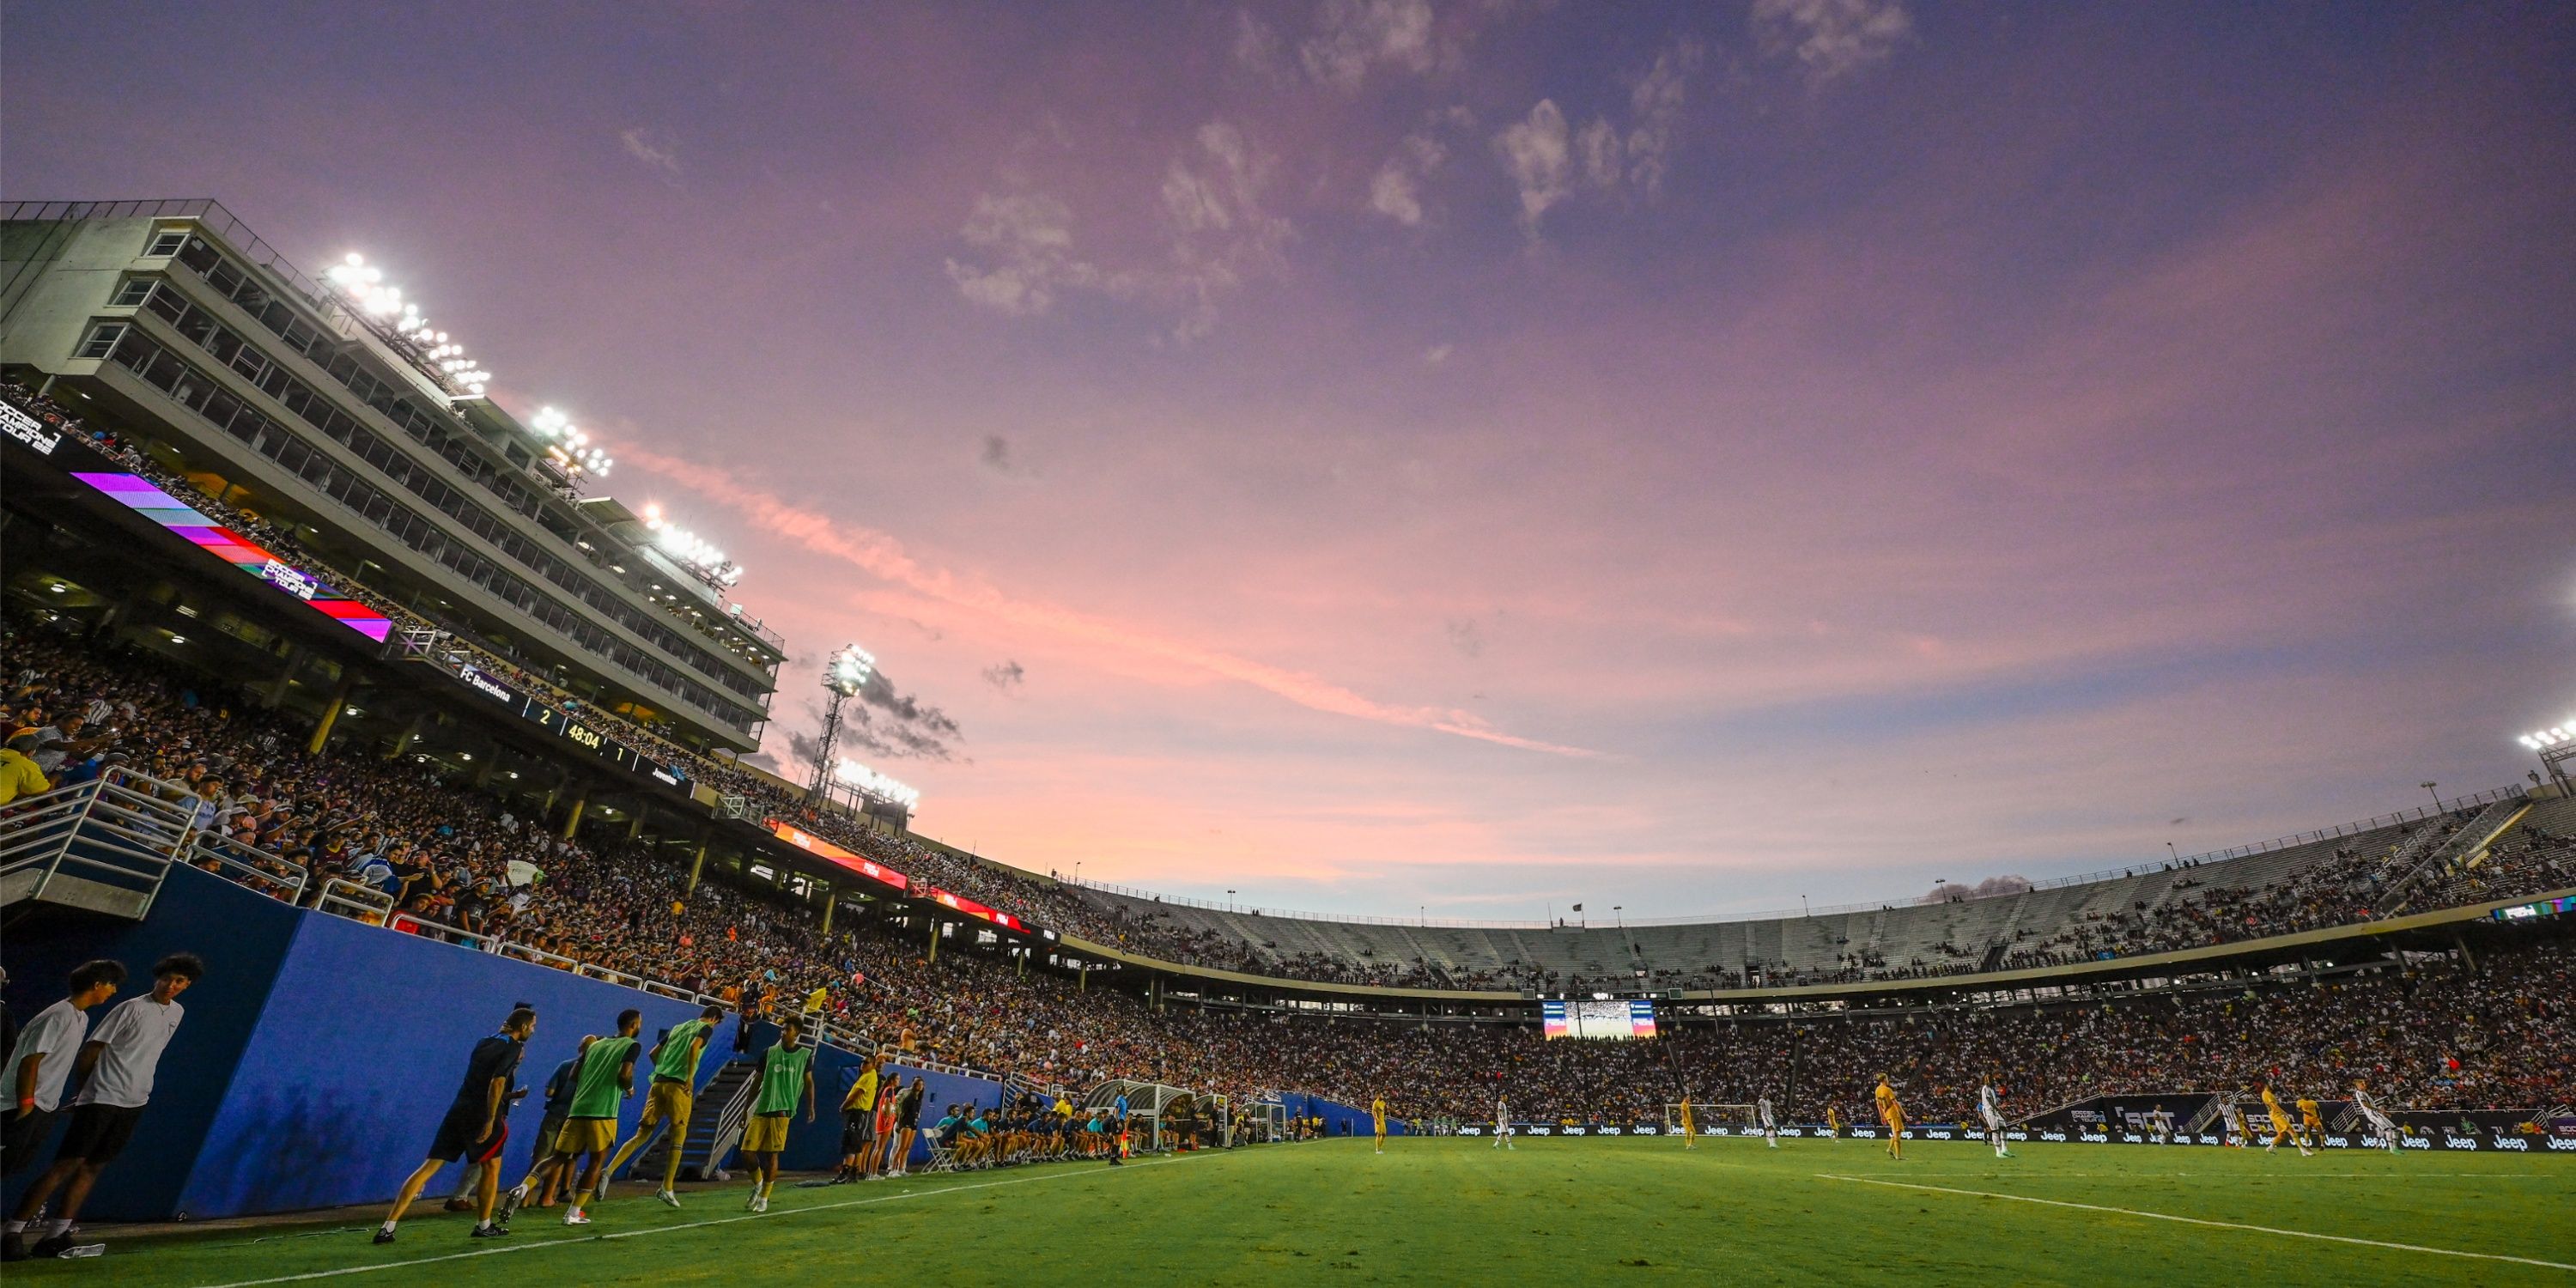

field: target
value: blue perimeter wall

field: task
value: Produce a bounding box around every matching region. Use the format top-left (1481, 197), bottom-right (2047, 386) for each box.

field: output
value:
top-left (1277, 1091), bottom-right (1402, 1138)
top-left (0, 867), bottom-right (1010, 1221)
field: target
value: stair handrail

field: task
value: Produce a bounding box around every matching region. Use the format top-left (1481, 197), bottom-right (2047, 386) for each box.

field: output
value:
top-left (0, 769), bottom-right (203, 915)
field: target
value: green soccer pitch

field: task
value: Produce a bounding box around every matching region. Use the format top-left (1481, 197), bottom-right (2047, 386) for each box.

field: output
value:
top-left (11, 1137), bottom-right (2572, 1286)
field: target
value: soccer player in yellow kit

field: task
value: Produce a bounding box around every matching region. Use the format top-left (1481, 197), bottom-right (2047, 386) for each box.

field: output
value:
top-left (1874, 1077), bottom-right (1905, 1160)
top-left (1371, 1097), bottom-right (1388, 1154)
top-left (2296, 1094), bottom-right (2324, 1145)
top-left (2259, 1081), bottom-right (2313, 1157)
top-left (1679, 1096), bottom-right (1697, 1149)
top-left (1825, 1105), bottom-right (1842, 1140)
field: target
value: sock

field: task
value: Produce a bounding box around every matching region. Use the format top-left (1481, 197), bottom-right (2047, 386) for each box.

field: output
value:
top-left (45, 1219), bottom-right (71, 1238)
top-left (4, 1221), bottom-right (22, 1235)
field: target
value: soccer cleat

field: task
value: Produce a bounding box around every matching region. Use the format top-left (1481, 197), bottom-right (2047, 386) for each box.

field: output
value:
top-left (753, 1195), bottom-right (769, 1213)
top-left (498, 1183), bottom-right (528, 1224)
top-left (29, 1233), bottom-right (76, 1260)
top-left (471, 1224), bottom-right (509, 1239)
top-left (657, 1189), bottom-right (681, 1209)
top-left (1, 1233), bottom-right (26, 1262)
top-left (745, 1190), bottom-right (762, 1212)
top-left (374, 1228), bottom-right (396, 1245)
top-left (562, 1209), bottom-right (590, 1226)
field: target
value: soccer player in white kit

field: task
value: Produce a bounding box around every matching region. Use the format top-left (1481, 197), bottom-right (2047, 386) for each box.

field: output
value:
top-left (1978, 1078), bottom-right (2011, 1157)
top-left (1758, 1095), bottom-right (1778, 1148)
top-left (1492, 1095), bottom-right (1514, 1150)
top-left (2350, 1079), bottom-right (2400, 1154)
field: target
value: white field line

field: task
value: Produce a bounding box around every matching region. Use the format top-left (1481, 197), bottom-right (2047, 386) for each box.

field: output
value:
top-left (1814, 1173), bottom-right (2576, 1272)
top-left (196, 1159), bottom-right (1182, 1287)
top-left (1849, 1170), bottom-right (2570, 1180)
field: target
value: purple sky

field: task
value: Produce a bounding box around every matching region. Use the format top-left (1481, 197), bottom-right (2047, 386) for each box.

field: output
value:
top-left (10, 1), bottom-right (2573, 919)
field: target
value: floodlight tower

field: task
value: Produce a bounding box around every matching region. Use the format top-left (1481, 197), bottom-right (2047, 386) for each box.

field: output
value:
top-left (2519, 719), bottom-right (2576, 795)
top-left (809, 643), bottom-right (876, 802)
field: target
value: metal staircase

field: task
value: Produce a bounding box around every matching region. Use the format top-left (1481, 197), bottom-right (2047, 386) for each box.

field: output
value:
top-left (2388, 799), bottom-right (2531, 911)
top-left (0, 770), bottom-right (201, 920)
top-left (634, 1061), bottom-right (761, 1182)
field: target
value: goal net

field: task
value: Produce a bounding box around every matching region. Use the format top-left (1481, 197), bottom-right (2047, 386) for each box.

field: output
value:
top-left (1664, 1103), bottom-right (1758, 1133)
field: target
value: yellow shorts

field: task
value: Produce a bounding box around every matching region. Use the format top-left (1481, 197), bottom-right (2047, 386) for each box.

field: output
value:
top-left (2269, 1115), bottom-right (2293, 1134)
top-left (743, 1113), bottom-right (792, 1154)
top-left (556, 1118), bottom-right (616, 1156)
top-left (642, 1079), bottom-right (694, 1129)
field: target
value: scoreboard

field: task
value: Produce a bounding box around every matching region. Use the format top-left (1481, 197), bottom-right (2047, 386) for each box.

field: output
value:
top-left (1542, 998), bottom-right (1657, 1040)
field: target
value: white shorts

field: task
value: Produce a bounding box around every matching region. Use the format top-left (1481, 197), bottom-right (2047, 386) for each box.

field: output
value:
top-left (1980, 1111), bottom-right (2004, 1131)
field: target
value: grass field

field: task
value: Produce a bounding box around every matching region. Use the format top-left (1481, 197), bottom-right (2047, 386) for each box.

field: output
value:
top-left (11, 1137), bottom-right (2572, 1286)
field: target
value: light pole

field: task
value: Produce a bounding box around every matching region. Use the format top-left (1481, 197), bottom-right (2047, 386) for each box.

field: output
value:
top-left (2517, 723), bottom-right (2576, 794)
top-left (808, 643), bottom-right (876, 804)
top-left (1227, 889), bottom-right (1236, 912)
top-left (2421, 781), bottom-right (2441, 813)
top-left (2166, 841), bottom-right (2179, 866)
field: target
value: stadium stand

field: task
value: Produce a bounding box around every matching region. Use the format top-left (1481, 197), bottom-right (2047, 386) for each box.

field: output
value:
top-left (5, 205), bottom-right (2571, 1236)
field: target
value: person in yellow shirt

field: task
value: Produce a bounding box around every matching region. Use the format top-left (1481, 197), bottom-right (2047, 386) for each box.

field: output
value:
top-left (1825, 1104), bottom-right (1842, 1140)
top-left (0, 737), bottom-right (51, 805)
top-left (1371, 1097), bottom-right (1389, 1154)
top-left (2296, 1094), bottom-right (2324, 1142)
top-left (1678, 1096), bottom-right (1697, 1150)
top-left (834, 1054), bottom-right (882, 1182)
top-left (1874, 1077), bottom-right (1905, 1160)
top-left (2260, 1081), bottom-right (2313, 1157)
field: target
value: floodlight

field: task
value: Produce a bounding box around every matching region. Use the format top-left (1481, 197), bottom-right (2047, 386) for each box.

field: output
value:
top-left (824, 643), bottom-right (877, 696)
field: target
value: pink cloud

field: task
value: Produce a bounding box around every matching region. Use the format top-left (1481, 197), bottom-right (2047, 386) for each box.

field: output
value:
top-left (620, 444), bottom-right (1603, 758)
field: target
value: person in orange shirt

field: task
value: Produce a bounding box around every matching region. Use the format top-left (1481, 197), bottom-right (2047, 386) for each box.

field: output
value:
top-left (1874, 1076), bottom-right (1905, 1160)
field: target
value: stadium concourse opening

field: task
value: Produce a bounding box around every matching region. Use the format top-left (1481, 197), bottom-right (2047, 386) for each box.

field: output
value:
top-left (5, 162), bottom-right (2576, 1288)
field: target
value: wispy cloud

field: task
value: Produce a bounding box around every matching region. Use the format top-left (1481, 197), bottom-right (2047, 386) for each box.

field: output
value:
top-left (1299, 0), bottom-right (1437, 92)
top-left (619, 446), bottom-right (1604, 757)
top-left (1751, 0), bottom-right (1912, 86)
top-left (946, 120), bottom-right (1291, 340)
top-left (1494, 100), bottom-right (1573, 234)
top-left (618, 126), bottom-right (681, 176)
top-left (1492, 38), bottom-right (1702, 234)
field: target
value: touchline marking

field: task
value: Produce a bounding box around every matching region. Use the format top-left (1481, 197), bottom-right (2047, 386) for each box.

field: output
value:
top-left (196, 1160), bottom-right (1182, 1287)
top-left (1868, 1171), bottom-right (2567, 1181)
top-left (1814, 1174), bottom-right (2576, 1272)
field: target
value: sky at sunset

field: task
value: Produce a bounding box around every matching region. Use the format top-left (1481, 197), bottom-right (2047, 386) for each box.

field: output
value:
top-left (9, 1), bottom-right (2572, 920)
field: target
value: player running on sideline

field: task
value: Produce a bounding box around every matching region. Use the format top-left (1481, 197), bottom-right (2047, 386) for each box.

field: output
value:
top-left (2258, 1082), bottom-right (2313, 1157)
top-left (1371, 1096), bottom-right (1388, 1154)
top-left (376, 1006), bottom-right (533, 1242)
top-left (1758, 1094), bottom-right (1779, 1149)
top-left (1679, 1095), bottom-right (1697, 1149)
top-left (504, 1009), bottom-right (641, 1227)
top-left (1492, 1094), bottom-right (1515, 1150)
top-left (2351, 1079), bottom-right (2402, 1154)
top-left (742, 1019), bottom-right (815, 1212)
top-left (599, 1004), bottom-right (723, 1207)
top-left (1874, 1076), bottom-right (1905, 1161)
top-left (1978, 1078), bottom-right (2012, 1157)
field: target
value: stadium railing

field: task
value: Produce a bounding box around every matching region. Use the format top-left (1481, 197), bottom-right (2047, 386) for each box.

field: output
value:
top-left (188, 832), bottom-right (311, 905)
top-left (0, 769), bottom-right (205, 920)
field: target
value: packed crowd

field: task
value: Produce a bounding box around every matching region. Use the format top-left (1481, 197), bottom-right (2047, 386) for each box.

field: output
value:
top-left (11, 608), bottom-right (2573, 1139)
top-left (2003, 817), bottom-right (2575, 970)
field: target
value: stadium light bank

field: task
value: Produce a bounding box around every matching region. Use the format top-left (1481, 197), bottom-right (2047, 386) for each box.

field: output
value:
top-left (2520, 719), bottom-right (2576, 792)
